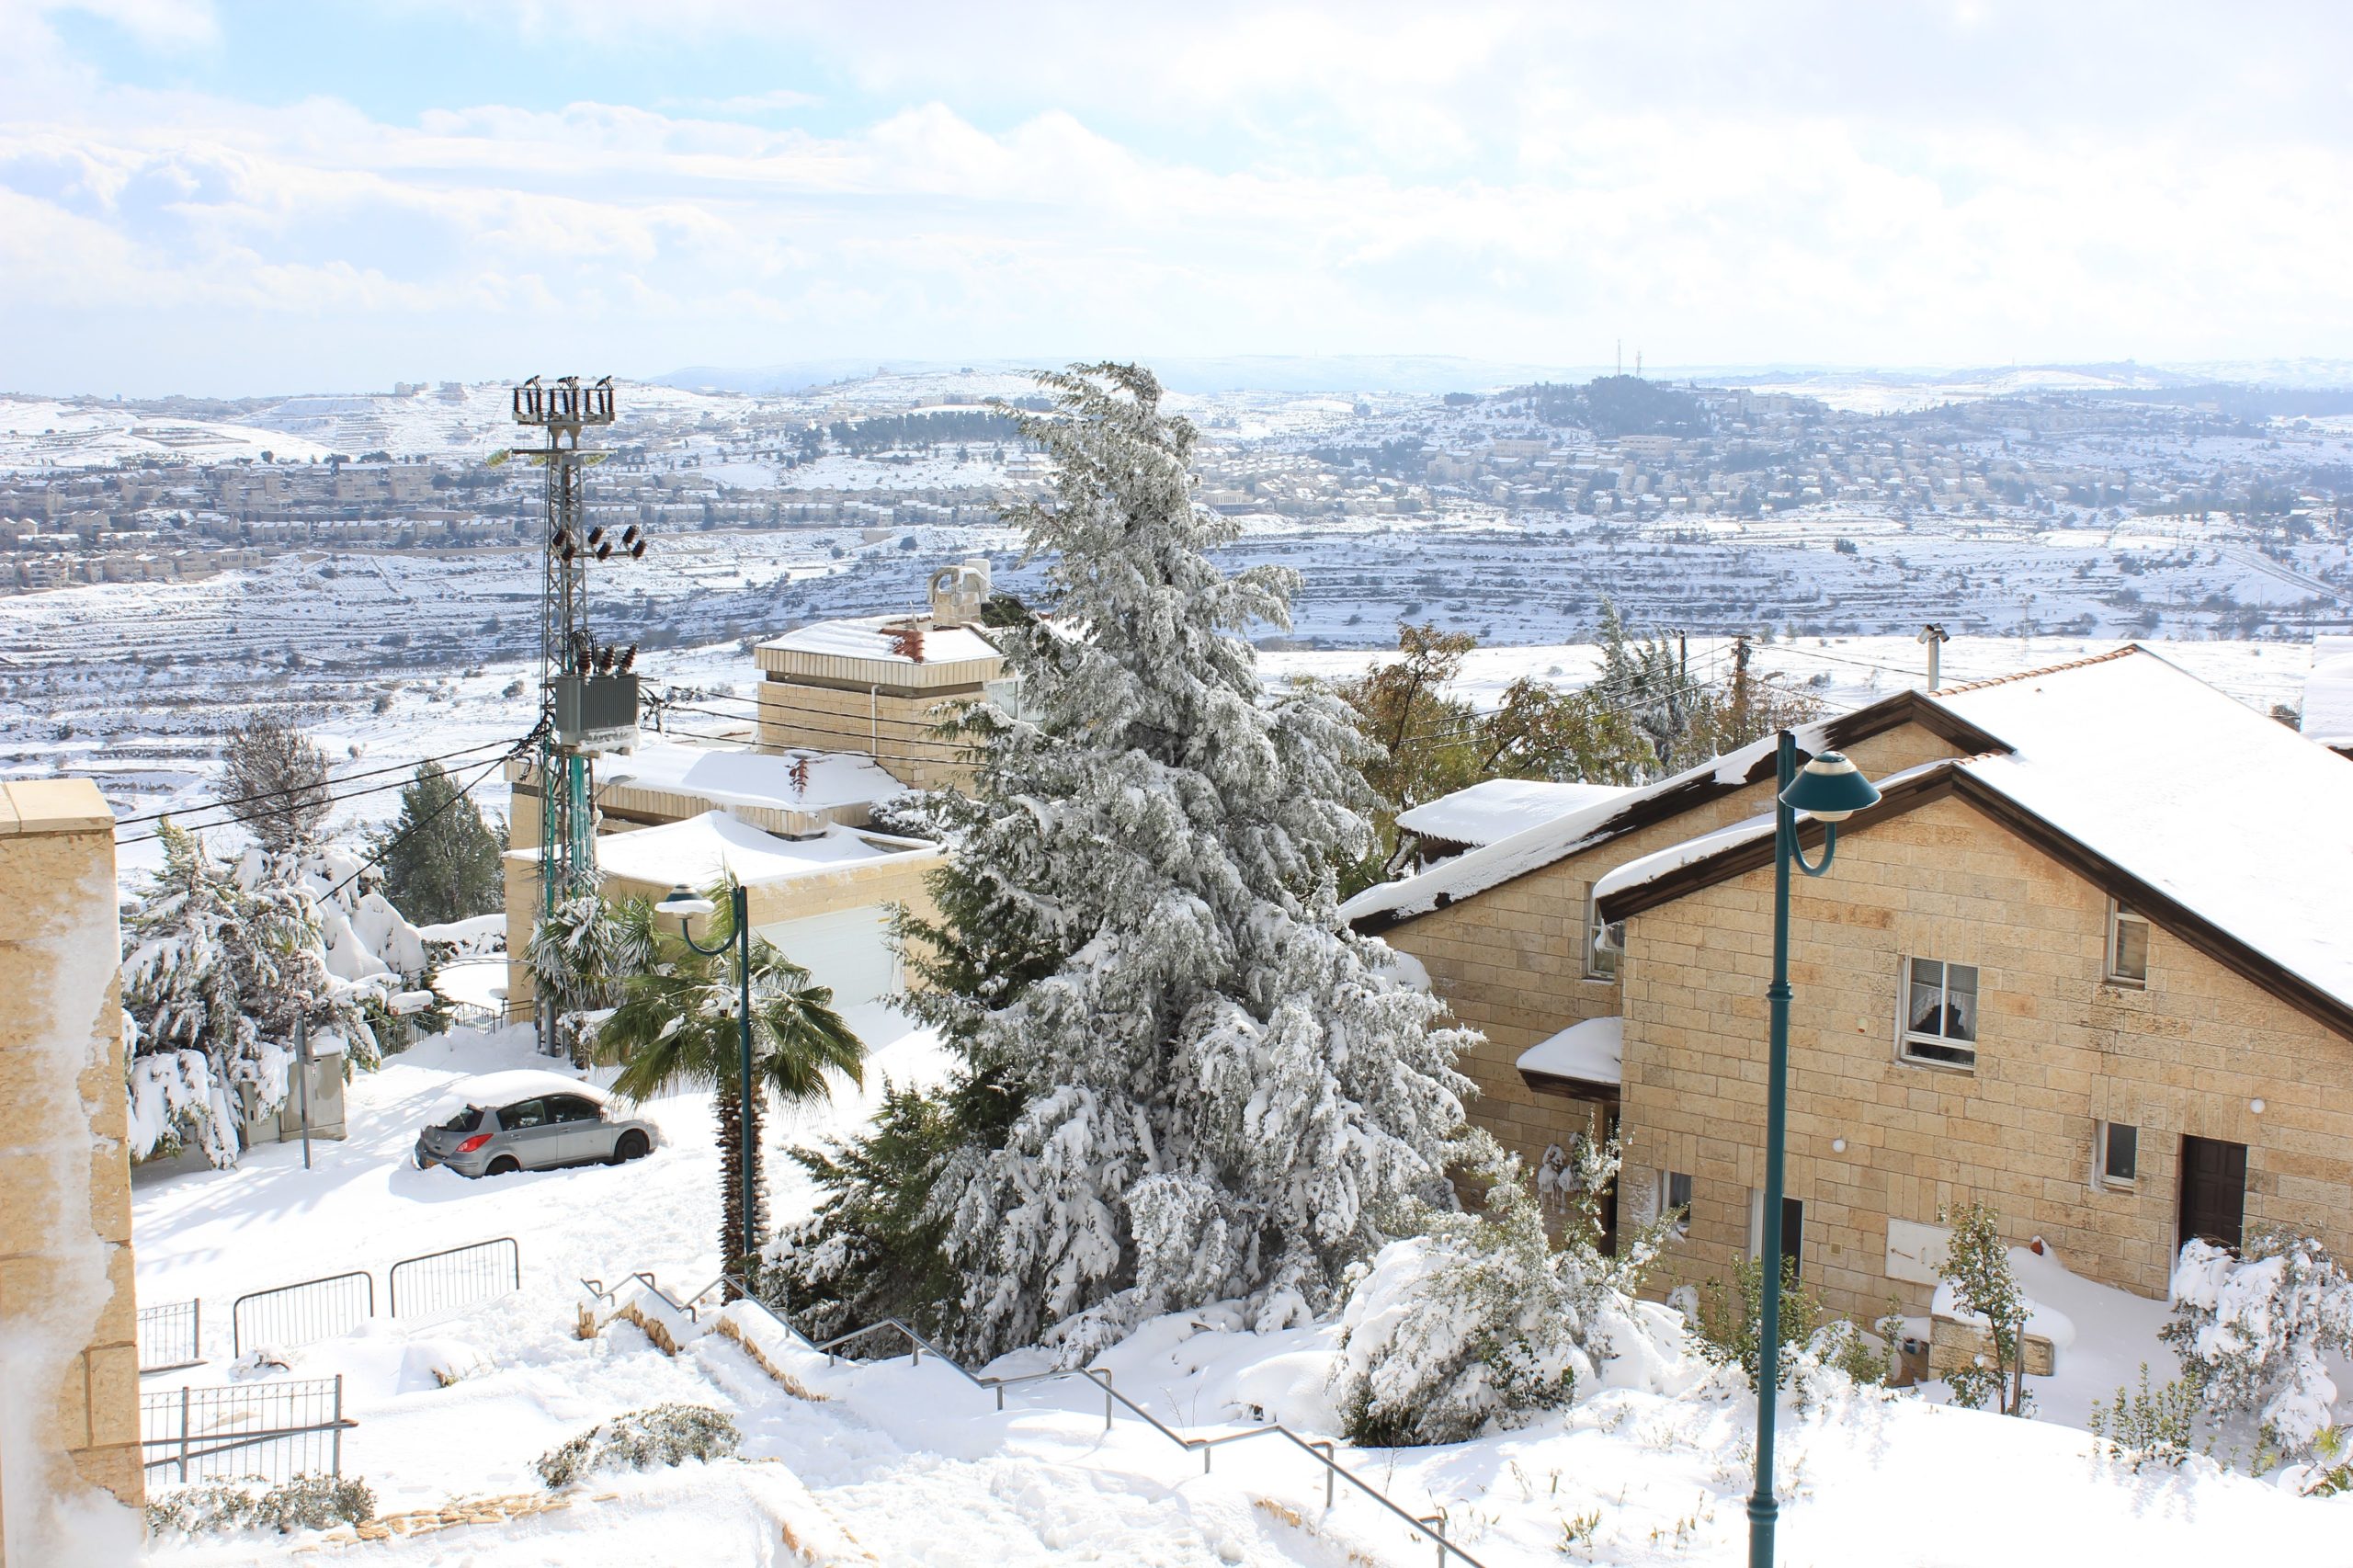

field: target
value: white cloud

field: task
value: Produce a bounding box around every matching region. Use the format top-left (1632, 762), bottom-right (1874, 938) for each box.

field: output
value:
top-left (6, 3), bottom-right (2353, 391)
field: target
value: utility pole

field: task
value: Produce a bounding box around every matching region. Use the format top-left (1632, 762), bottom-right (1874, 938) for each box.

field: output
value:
top-left (1917, 623), bottom-right (1949, 690)
top-left (295, 1017), bottom-right (312, 1171)
top-left (502, 376), bottom-right (645, 1055)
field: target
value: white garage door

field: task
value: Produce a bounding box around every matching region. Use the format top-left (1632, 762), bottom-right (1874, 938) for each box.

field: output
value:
top-left (755, 905), bottom-right (898, 1009)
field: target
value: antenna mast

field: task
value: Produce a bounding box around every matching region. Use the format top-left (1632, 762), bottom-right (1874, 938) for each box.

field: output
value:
top-left (508, 374), bottom-right (642, 1053)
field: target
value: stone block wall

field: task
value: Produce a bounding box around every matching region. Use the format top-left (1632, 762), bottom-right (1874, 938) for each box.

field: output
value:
top-left (1377, 722), bottom-right (1959, 1172)
top-left (756, 679), bottom-right (979, 792)
top-left (0, 779), bottom-right (142, 1562)
top-left (1617, 790), bottom-right (2353, 1324)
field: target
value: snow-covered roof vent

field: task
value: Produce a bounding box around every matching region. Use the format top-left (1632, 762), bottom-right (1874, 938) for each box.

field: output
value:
top-left (1396, 778), bottom-right (1631, 851)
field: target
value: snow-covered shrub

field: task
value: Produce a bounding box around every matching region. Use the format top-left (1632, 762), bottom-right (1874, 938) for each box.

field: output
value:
top-left (2163, 1232), bottom-right (2353, 1459)
top-left (534, 1403), bottom-right (740, 1489)
top-left (2088, 1363), bottom-right (2206, 1472)
top-left (527, 892), bottom-right (653, 1062)
top-left (122, 822), bottom-right (386, 1166)
top-left (145, 1474), bottom-right (375, 1536)
top-left (1329, 1131), bottom-right (1675, 1446)
top-left (1937, 1201), bottom-right (2030, 1416)
top-left (1688, 1253), bottom-right (1818, 1392)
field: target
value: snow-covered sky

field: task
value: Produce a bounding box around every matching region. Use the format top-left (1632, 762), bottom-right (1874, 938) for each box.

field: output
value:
top-left (8, 1), bottom-right (2353, 394)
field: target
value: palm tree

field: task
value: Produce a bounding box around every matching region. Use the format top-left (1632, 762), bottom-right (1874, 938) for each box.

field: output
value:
top-left (593, 883), bottom-right (865, 1287)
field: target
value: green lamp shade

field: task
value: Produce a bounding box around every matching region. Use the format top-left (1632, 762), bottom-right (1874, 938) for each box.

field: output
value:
top-left (655, 885), bottom-right (717, 918)
top-left (1779, 750), bottom-right (1881, 822)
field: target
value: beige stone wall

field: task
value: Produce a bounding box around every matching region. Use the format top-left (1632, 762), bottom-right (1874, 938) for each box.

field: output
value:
top-left (1378, 722), bottom-right (1959, 1170)
top-left (756, 680), bottom-right (978, 792)
top-left (0, 780), bottom-right (142, 1561)
top-left (503, 846), bottom-right (946, 1025)
top-left (1616, 790), bottom-right (2353, 1324)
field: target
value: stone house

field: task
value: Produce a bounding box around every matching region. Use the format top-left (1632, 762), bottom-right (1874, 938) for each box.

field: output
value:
top-left (1348, 647), bottom-right (2353, 1323)
top-left (502, 560), bottom-right (995, 1024)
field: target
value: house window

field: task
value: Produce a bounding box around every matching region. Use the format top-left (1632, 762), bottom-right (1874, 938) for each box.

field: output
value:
top-left (1664, 1170), bottom-right (1693, 1237)
top-left (2098, 1121), bottom-right (2138, 1188)
top-left (1901, 957), bottom-right (1978, 1068)
top-left (1584, 893), bottom-right (1620, 981)
top-left (2107, 901), bottom-right (2149, 986)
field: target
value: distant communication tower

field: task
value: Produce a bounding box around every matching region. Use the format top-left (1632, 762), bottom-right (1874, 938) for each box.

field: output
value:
top-left (504, 374), bottom-right (645, 1051)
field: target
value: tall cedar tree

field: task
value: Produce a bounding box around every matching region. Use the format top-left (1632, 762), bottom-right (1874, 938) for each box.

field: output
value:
top-left (223, 712), bottom-right (334, 851)
top-left (373, 762), bottom-right (507, 926)
top-left (770, 364), bottom-right (1474, 1363)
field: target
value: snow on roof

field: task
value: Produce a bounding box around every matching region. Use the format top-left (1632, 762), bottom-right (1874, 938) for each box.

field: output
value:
top-left (1339, 717), bottom-right (1843, 925)
top-left (599, 740), bottom-right (899, 813)
top-left (759, 614), bottom-right (1000, 667)
top-left (2303, 634), bottom-right (2353, 744)
top-left (1599, 647), bottom-right (2353, 1020)
top-left (1396, 778), bottom-right (1631, 848)
top-left (1930, 644), bottom-right (2353, 1012)
top-left (1517, 1016), bottom-right (1623, 1087)
top-left (585, 810), bottom-right (935, 890)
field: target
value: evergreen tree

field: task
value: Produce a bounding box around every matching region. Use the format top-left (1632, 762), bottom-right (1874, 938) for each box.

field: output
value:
top-left (122, 822), bottom-right (381, 1167)
top-left (373, 762), bottom-right (506, 926)
top-left (222, 712), bottom-right (334, 851)
top-left (772, 364), bottom-right (1473, 1362)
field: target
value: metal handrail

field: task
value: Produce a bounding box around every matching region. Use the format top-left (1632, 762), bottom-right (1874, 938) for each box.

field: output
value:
top-left (596, 1270), bottom-right (1484, 1568)
top-left (231, 1270), bottom-right (376, 1357)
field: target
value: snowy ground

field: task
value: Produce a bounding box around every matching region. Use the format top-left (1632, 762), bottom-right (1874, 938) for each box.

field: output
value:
top-left (131, 1023), bottom-right (2353, 1566)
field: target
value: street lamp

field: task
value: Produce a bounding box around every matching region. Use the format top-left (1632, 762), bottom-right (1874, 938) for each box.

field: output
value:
top-left (1749, 735), bottom-right (1879, 1568)
top-left (655, 883), bottom-right (759, 1268)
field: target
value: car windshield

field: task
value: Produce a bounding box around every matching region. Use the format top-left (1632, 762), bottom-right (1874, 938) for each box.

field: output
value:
top-left (438, 1107), bottom-right (483, 1133)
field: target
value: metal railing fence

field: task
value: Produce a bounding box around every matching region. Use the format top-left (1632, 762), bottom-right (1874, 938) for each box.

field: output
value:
top-left (141, 1376), bottom-right (355, 1485)
top-left (389, 1237), bottom-right (520, 1320)
top-left (583, 1271), bottom-right (1486, 1568)
top-left (231, 1271), bottom-right (376, 1358)
top-left (137, 1299), bottom-right (203, 1373)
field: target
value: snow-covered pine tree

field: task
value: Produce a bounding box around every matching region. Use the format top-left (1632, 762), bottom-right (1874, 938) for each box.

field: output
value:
top-left (788, 364), bottom-right (1474, 1363)
top-left (122, 821), bottom-right (383, 1167)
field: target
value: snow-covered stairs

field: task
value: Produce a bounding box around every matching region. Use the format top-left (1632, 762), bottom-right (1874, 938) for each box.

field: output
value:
top-left (589, 1279), bottom-right (1440, 1566)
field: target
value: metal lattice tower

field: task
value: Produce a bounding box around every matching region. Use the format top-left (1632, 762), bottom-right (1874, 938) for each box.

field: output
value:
top-left (507, 375), bottom-right (641, 1050)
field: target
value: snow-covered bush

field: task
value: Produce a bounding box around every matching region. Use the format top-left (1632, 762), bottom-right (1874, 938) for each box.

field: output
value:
top-left (1937, 1201), bottom-right (2031, 1416)
top-left (122, 822), bottom-right (386, 1166)
top-left (2164, 1232), bottom-right (2353, 1458)
top-left (1688, 1253), bottom-right (1819, 1392)
top-left (527, 892), bottom-right (653, 1061)
top-left (2088, 1363), bottom-right (2206, 1472)
top-left (534, 1404), bottom-right (740, 1489)
top-left (1329, 1131), bottom-right (1676, 1446)
top-left (145, 1474), bottom-right (375, 1536)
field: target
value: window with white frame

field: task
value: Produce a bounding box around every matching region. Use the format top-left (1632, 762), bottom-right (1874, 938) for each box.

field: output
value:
top-left (2106, 900), bottom-right (2149, 986)
top-left (1663, 1170), bottom-right (1693, 1236)
top-left (1901, 957), bottom-right (1979, 1068)
top-left (1584, 892), bottom-right (1620, 981)
top-left (2097, 1121), bottom-right (2138, 1188)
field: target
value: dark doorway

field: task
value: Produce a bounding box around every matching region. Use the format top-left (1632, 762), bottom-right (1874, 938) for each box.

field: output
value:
top-left (2177, 1136), bottom-right (2247, 1252)
top-left (1780, 1198), bottom-right (1804, 1277)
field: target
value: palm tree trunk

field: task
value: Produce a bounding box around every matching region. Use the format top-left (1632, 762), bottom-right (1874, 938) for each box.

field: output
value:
top-left (715, 1085), bottom-right (745, 1285)
top-left (745, 1082), bottom-right (767, 1243)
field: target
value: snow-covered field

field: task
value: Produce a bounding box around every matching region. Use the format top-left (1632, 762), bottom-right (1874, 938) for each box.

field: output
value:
top-left (132, 1023), bottom-right (2353, 1566)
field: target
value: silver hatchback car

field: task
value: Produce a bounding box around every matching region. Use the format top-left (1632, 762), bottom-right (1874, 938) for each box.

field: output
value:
top-left (414, 1074), bottom-right (659, 1177)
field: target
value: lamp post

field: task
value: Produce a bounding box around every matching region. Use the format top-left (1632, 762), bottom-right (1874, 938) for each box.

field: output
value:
top-left (656, 882), bottom-right (757, 1267)
top-left (1749, 733), bottom-right (1880, 1568)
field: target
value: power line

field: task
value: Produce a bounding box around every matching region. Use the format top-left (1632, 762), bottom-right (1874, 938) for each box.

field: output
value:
top-left (116, 731), bottom-right (539, 846)
top-left (313, 725), bottom-right (546, 906)
top-left (110, 733), bottom-right (521, 830)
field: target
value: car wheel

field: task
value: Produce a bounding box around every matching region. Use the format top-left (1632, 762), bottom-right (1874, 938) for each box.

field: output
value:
top-left (612, 1131), bottom-right (650, 1165)
top-left (485, 1155), bottom-right (521, 1176)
